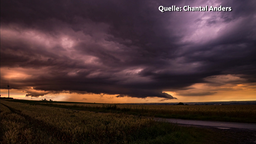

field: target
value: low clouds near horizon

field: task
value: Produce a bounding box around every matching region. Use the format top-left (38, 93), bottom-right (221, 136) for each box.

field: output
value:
top-left (1, 0), bottom-right (256, 101)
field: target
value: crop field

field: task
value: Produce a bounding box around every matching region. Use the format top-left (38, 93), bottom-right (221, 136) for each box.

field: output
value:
top-left (13, 100), bottom-right (256, 123)
top-left (1, 99), bottom-right (255, 144)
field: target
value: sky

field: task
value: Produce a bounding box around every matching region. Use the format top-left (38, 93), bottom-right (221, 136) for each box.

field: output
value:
top-left (1, 0), bottom-right (256, 103)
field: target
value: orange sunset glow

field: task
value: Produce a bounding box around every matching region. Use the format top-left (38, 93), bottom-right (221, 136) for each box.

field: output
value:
top-left (1, 69), bottom-right (256, 103)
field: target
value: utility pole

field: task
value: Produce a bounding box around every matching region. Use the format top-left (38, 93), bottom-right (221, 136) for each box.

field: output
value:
top-left (7, 85), bottom-right (10, 98)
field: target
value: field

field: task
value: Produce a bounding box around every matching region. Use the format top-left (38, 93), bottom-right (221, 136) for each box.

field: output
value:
top-left (11, 99), bottom-right (256, 123)
top-left (1, 99), bottom-right (255, 144)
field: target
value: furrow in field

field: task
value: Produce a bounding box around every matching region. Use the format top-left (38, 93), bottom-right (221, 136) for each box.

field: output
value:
top-left (0, 102), bottom-right (73, 144)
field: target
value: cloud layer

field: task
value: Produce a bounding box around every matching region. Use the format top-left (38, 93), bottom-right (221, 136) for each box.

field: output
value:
top-left (1, 0), bottom-right (256, 99)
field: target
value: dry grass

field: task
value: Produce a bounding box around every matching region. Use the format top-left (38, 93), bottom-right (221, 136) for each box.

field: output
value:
top-left (1, 100), bottom-right (254, 144)
top-left (39, 102), bottom-right (256, 123)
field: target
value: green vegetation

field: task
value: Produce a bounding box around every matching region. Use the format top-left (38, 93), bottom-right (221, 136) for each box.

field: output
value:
top-left (0, 99), bottom-right (244, 144)
top-left (11, 99), bottom-right (256, 123)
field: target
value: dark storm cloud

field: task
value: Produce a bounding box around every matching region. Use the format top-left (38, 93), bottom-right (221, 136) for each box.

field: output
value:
top-left (220, 1), bottom-right (256, 22)
top-left (1, 0), bottom-right (256, 98)
top-left (25, 91), bottom-right (49, 97)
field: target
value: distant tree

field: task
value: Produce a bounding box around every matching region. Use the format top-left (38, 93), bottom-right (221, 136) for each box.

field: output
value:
top-left (177, 102), bottom-right (184, 105)
top-left (42, 98), bottom-right (48, 101)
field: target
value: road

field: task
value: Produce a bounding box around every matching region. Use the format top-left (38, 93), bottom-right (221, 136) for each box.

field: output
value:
top-left (155, 118), bottom-right (256, 130)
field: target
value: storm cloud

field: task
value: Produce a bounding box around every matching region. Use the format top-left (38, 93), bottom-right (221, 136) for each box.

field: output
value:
top-left (1, 0), bottom-right (256, 99)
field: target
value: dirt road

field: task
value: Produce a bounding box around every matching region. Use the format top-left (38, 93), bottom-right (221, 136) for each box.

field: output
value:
top-left (155, 118), bottom-right (256, 130)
